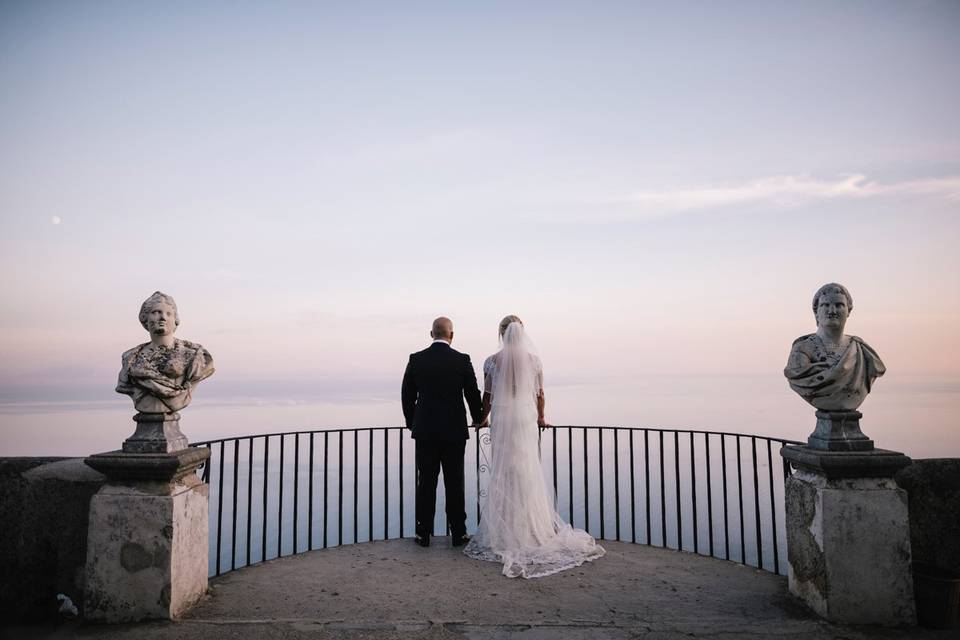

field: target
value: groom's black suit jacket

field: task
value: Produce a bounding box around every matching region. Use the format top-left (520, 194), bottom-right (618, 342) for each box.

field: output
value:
top-left (401, 342), bottom-right (483, 441)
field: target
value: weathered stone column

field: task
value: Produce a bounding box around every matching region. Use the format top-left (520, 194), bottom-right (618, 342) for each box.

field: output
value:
top-left (781, 443), bottom-right (914, 624)
top-left (781, 283), bottom-right (916, 625)
top-left (83, 448), bottom-right (210, 622)
top-left (83, 291), bottom-right (215, 622)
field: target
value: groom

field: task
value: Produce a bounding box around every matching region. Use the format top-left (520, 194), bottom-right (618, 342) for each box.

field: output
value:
top-left (402, 317), bottom-right (483, 547)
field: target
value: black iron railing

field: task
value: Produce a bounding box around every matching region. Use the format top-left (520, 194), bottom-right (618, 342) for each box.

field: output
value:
top-left (193, 426), bottom-right (801, 578)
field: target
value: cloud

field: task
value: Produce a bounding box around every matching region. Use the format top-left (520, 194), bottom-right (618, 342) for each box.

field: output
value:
top-left (600, 174), bottom-right (960, 218)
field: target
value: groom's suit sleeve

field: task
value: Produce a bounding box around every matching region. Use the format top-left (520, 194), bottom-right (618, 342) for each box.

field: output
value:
top-left (401, 355), bottom-right (417, 430)
top-left (462, 354), bottom-right (483, 425)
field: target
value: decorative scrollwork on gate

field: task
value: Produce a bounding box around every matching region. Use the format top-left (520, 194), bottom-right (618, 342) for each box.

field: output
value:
top-left (477, 429), bottom-right (492, 499)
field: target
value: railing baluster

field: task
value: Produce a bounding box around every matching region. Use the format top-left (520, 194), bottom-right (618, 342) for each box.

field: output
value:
top-left (659, 431), bottom-right (666, 547)
top-left (567, 428), bottom-right (573, 525)
top-left (384, 428), bottom-right (389, 540)
top-left (231, 439), bottom-right (239, 571)
top-left (644, 430), bottom-right (650, 545)
top-left (752, 436), bottom-right (762, 570)
top-left (353, 429), bottom-right (360, 543)
top-left (279, 434), bottom-right (285, 557)
top-left (552, 427), bottom-right (558, 500)
top-left (599, 428), bottom-right (605, 540)
top-left (705, 433), bottom-right (714, 558)
top-left (338, 431), bottom-right (343, 547)
top-left (246, 436), bottom-right (253, 568)
top-left (674, 431), bottom-right (681, 550)
top-left (323, 432), bottom-right (329, 549)
top-left (475, 428), bottom-right (481, 524)
top-left (690, 432), bottom-right (698, 555)
top-left (293, 433), bottom-right (299, 554)
top-left (399, 428), bottom-right (404, 539)
top-left (768, 439), bottom-right (780, 575)
top-left (721, 434), bottom-right (729, 560)
top-left (262, 436), bottom-right (269, 563)
top-left (630, 430), bottom-right (636, 544)
top-left (369, 429), bottom-right (374, 542)
top-left (583, 428), bottom-right (590, 535)
top-left (216, 441), bottom-right (225, 576)
top-left (737, 435), bottom-right (745, 564)
top-left (614, 429), bottom-right (620, 542)
top-left (308, 433), bottom-right (314, 551)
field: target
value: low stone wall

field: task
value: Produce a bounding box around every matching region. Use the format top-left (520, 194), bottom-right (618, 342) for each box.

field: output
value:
top-left (0, 457), bottom-right (105, 621)
top-left (896, 458), bottom-right (960, 573)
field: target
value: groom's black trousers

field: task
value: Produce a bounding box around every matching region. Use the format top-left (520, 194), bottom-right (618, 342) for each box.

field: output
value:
top-left (415, 438), bottom-right (467, 538)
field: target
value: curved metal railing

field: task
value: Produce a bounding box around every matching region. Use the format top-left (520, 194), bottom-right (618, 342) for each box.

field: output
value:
top-left (193, 426), bottom-right (801, 578)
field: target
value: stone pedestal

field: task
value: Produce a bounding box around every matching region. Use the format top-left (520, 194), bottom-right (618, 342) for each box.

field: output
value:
top-left (807, 410), bottom-right (874, 452)
top-left (781, 444), bottom-right (915, 625)
top-left (83, 448), bottom-right (209, 622)
top-left (123, 412), bottom-right (188, 453)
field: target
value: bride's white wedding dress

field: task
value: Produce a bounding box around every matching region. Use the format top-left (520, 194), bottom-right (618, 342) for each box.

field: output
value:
top-left (463, 322), bottom-right (604, 578)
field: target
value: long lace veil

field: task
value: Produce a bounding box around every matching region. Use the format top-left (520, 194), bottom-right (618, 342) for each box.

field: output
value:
top-left (491, 322), bottom-right (542, 413)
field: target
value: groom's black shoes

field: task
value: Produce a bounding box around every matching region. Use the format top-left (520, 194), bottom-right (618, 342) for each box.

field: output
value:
top-left (414, 534), bottom-right (430, 548)
top-left (452, 534), bottom-right (471, 547)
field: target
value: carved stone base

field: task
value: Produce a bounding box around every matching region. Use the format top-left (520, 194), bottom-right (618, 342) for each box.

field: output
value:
top-left (123, 412), bottom-right (188, 453)
top-left (781, 445), bottom-right (916, 626)
top-left (807, 410), bottom-right (874, 451)
top-left (782, 444), bottom-right (910, 479)
top-left (85, 446), bottom-right (209, 483)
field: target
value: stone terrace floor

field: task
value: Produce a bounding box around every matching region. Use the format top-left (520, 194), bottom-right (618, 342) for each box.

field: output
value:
top-left (3, 539), bottom-right (954, 640)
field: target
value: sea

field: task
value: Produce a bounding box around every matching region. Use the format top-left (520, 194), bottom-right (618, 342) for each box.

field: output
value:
top-left (2, 373), bottom-right (956, 576)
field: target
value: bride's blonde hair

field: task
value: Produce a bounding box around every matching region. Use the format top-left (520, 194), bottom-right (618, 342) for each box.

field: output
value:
top-left (498, 315), bottom-right (522, 338)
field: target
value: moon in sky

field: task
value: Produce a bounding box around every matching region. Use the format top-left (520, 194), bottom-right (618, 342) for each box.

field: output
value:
top-left (51, 216), bottom-right (61, 225)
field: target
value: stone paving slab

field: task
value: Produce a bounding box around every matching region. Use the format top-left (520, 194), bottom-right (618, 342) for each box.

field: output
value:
top-left (2, 539), bottom-right (955, 639)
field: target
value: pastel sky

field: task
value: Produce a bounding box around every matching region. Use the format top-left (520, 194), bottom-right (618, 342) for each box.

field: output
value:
top-left (1, 1), bottom-right (958, 422)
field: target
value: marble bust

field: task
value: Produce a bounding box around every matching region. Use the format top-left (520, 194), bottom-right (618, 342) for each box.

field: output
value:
top-left (784, 283), bottom-right (885, 411)
top-left (116, 291), bottom-right (215, 414)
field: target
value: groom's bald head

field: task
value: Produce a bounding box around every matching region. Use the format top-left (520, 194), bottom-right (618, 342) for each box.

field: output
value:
top-left (431, 317), bottom-right (454, 342)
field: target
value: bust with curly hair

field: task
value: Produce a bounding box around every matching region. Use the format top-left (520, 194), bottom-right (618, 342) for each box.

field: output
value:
top-left (116, 291), bottom-right (215, 414)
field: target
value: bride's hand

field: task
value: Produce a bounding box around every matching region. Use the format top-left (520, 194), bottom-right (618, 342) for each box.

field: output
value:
top-left (537, 418), bottom-right (550, 428)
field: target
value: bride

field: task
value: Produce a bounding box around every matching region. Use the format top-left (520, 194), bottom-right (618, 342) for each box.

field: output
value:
top-left (463, 315), bottom-right (605, 578)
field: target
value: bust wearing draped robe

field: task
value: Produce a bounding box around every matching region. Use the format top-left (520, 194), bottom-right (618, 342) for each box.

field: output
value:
top-left (784, 282), bottom-right (885, 411)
